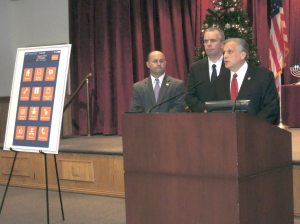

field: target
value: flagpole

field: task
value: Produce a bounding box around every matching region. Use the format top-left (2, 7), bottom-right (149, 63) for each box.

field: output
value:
top-left (268, 0), bottom-right (289, 129)
top-left (277, 75), bottom-right (287, 129)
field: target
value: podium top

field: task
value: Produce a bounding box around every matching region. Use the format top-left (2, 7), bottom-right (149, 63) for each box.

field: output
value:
top-left (122, 112), bottom-right (292, 178)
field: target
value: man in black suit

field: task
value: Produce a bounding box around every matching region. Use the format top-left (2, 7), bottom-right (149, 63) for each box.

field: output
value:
top-left (186, 27), bottom-right (229, 112)
top-left (130, 51), bottom-right (185, 112)
top-left (215, 38), bottom-right (279, 124)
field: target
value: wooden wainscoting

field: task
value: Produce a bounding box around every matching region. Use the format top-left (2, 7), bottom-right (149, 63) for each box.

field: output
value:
top-left (294, 166), bottom-right (300, 216)
top-left (0, 150), bottom-right (125, 197)
top-left (292, 128), bottom-right (300, 217)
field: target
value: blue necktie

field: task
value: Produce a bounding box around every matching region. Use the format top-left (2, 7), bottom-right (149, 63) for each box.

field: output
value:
top-left (211, 64), bottom-right (217, 82)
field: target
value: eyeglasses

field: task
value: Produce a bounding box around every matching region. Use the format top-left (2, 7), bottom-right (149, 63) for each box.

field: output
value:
top-left (203, 39), bottom-right (220, 44)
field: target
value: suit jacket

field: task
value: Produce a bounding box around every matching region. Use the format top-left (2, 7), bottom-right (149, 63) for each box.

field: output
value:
top-left (130, 75), bottom-right (185, 112)
top-left (186, 57), bottom-right (229, 112)
top-left (214, 65), bottom-right (279, 124)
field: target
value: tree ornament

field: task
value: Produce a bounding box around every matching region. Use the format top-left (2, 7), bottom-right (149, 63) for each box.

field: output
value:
top-left (225, 23), bottom-right (231, 29)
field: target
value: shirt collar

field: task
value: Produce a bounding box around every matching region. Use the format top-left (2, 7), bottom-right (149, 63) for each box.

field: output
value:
top-left (208, 56), bottom-right (223, 76)
top-left (231, 61), bottom-right (248, 79)
top-left (208, 55), bottom-right (223, 68)
top-left (151, 73), bottom-right (165, 86)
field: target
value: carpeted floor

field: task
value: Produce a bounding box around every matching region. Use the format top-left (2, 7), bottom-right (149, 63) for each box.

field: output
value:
top-left (1, 130), bottom-right (300, 223)
top-left (0, 186), bottom-right (126, 224)
top-left (1, 186), bottom-right (300, 224)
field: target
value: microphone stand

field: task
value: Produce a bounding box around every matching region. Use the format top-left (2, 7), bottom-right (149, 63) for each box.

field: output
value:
top-left (231, 100), bottom-right (237, 113)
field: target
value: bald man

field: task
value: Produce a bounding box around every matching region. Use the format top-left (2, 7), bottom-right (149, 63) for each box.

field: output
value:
top-left (130, 51), bottom-right (185, 112)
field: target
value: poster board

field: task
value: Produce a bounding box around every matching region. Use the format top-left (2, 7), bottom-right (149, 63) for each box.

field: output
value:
top-left (3, 44), bottom-right (71, 154)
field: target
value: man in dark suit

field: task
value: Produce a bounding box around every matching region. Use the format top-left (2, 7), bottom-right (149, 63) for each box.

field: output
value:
top-left (130, 51), bottom-right (185, 112)
top-left (215, 38), bottom-right (279, 124)
top-left (186, 27), bottom-right (229, 112)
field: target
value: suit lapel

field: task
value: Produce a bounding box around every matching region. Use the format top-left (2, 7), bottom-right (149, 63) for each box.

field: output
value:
top-left (157, 76), bottom-right (170, 103)
top-left (203, 59), bottom-right (210, 82)
top-left (238, 66), bottom-right (254, 99)
top-left (218, 66), bottom-right (231, 99)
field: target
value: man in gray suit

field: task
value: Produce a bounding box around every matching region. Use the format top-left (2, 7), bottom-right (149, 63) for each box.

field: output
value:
top-left (130, 51), bottom-right (185, 112)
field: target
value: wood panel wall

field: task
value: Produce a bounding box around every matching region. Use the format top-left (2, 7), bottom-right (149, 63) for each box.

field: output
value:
top-left (0, 151), bottom-right (125, 197)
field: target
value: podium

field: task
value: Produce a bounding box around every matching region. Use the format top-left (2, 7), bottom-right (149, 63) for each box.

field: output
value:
top-left (122, 113), bottom-right (294, 224)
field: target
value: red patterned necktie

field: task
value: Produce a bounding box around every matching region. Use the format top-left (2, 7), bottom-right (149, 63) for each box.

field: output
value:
top-left (230, 74), bottom-right (238, 100)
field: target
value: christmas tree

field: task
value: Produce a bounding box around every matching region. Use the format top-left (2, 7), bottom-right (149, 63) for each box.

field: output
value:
top-left (195, 0), bottom-right (260, 65)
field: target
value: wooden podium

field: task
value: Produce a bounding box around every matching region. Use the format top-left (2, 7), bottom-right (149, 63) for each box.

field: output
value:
top-left (122, 113), bottom-right (294, 224)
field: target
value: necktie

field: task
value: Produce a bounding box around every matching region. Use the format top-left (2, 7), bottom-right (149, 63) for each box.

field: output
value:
top-left (154, 78), bottom-right (160, 102)
top-left (211, 64), bottom-right (217, 82)
top-left (230, 73), bottom-right (238, 100)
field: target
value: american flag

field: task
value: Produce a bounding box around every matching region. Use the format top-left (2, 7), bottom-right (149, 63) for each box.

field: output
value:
top-left (269, 0), bottom-right (289, 78)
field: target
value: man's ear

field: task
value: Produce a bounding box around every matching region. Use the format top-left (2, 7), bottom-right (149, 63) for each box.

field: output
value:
top-left (241, 51), bottom-right (247, 60)
top-left (146, 61), bottom-right (150, 69)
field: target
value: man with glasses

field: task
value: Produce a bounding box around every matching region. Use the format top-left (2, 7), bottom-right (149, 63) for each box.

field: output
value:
top-left (214, 38), bottom-right (279, 124)
top-left (186, 27), bottom-right (229, 112)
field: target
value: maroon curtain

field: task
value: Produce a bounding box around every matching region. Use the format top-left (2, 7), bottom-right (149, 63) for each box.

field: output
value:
top-left (69, 0), bottom-right (209, 135)
top-left (69, 0), bottom-right (300, 135)
top-left (247, 0), bottom-right (300, 84)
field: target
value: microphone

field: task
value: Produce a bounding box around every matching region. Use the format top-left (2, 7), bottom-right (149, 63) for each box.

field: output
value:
top-left (147, 79), bottom-right (206, 113)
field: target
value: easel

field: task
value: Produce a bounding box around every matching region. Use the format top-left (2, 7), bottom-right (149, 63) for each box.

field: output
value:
top-left (0, 148), bottom-right (65, 224)
top-left (1, 44), bottom-right (71, 223)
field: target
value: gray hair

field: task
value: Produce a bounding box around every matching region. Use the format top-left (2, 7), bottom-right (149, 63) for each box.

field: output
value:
top-left (204, 27), bottom-right (225, 42)
top-left (224, 38), bottom-right (249, 56)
